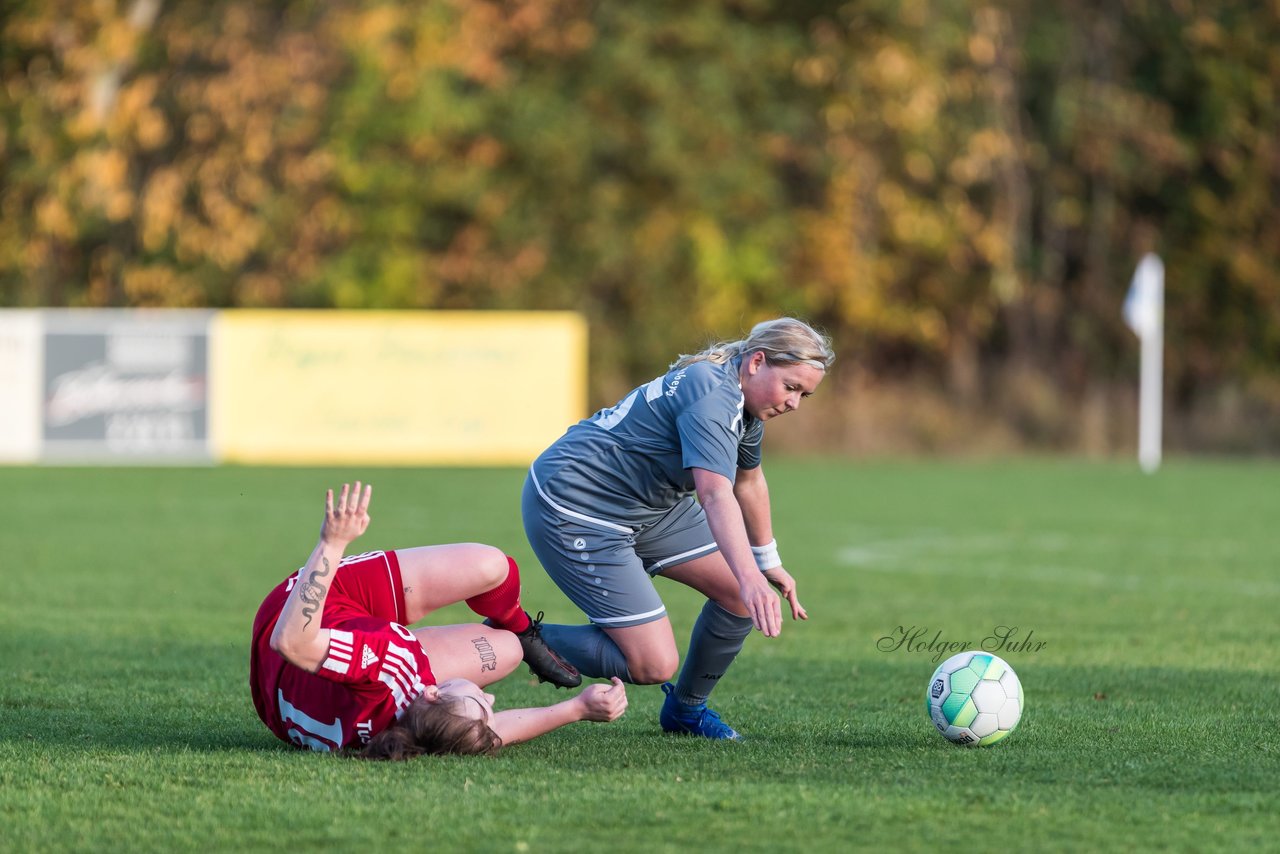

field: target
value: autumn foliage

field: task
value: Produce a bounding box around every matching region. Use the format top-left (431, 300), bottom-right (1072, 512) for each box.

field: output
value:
top-left (3, 1), bottom-right (1278, 451)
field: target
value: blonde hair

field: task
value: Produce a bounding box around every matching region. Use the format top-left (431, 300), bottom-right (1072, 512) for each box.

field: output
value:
top-left (358, 695), bottom-right (502, 761)
top-left (671, 317), bottom-right (835, 372)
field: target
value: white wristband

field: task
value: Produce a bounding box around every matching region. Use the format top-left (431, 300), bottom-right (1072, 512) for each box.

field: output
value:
top-left (751, 539), bottom-right (782, 571)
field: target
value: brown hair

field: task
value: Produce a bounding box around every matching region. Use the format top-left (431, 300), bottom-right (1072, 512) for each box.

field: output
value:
top-left (357, 695), bottom-right (502, 761)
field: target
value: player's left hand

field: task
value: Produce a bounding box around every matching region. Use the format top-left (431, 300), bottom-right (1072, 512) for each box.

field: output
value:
top-left (763, 566), bottom-right (807, 621)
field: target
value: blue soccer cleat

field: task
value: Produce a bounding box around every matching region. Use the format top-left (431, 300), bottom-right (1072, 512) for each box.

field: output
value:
top-left (659, 683), bottom-right (743, 740)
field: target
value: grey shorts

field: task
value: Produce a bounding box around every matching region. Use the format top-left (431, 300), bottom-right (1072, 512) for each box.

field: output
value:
top-left (521, 472), bottom-right (718, 628)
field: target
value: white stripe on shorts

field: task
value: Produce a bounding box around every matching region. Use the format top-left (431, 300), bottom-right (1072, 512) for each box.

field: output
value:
top-left (589, 604), bottom-right (668, 625)
top-left (649, 542), bottom-right (718, 572)
top-left (530, 469), bottom-right (635, 534)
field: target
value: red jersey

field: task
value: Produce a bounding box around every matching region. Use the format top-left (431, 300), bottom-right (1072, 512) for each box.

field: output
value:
top-left (249, 550), bottom-right (437, 752)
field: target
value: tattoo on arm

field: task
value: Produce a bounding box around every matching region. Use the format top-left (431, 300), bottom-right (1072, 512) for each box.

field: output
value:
top-left (299, 556), bottom-right (333, 630)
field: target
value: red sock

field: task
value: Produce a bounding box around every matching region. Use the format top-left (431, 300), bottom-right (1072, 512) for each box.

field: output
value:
top-left (465, 556), bottom-right (530, 633)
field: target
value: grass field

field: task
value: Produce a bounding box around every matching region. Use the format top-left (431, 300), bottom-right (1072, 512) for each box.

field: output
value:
top-left (1, 459), bottom-right (1277, 852)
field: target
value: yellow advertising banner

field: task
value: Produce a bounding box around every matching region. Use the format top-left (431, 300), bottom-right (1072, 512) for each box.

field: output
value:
top-left (210, 311), bottom-right (586, 465)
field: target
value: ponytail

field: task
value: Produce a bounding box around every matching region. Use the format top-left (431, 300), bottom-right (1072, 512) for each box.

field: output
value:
top-left (671, 317), bottom-right (834, 372)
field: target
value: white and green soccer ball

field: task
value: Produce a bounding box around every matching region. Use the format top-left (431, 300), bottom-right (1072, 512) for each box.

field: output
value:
top-left (926, 651), bottom-right (1023, 746)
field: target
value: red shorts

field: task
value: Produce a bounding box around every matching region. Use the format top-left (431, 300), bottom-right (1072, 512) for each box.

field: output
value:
top-left (321, 549), bottom-right (407, 628)
top-left (253, 549), bottom-right (407, 648)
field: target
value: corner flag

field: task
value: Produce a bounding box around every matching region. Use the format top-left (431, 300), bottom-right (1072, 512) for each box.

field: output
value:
top-left (1124, 253), bottom-right (1164, 473)
top-left (1124, 254), bottom-right (1164, 339)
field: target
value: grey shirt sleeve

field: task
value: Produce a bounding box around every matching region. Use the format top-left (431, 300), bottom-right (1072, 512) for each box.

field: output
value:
top-left (675, 379), bottom-right (745, 482)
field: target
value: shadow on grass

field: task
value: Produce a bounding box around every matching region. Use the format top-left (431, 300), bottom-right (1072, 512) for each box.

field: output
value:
top-left (0, 629), bottom-right (286, 756)
top-left (718, 654), bottom-right (1280, 792)
top-left (0, 701), bottom-right (286, 755)
top-left (5, 631), bottom-right (1278, 789)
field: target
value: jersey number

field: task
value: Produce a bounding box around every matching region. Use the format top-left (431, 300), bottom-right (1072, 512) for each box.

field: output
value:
top-left (277, 688), bottom-right (343, 752)
top-left (591, 389), bottom-right (639, 431)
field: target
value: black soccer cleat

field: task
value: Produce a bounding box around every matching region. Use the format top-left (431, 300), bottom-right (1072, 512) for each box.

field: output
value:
top-left (487, 611), bottom-right (581, 688)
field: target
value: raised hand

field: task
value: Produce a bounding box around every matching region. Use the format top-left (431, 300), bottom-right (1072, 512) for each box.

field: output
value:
top-left (320, 481), bottom-right (372, 547)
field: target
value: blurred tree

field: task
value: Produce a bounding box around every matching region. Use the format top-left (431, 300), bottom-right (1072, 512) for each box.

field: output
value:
top-left (1, 0), bottom-right (1277, 449)
top-left (797, 0), bottom-right (1278, 446)
top-left (316, 0), bottom-right (822, 392)
top-left (2, 1), bottom-right (350, 307)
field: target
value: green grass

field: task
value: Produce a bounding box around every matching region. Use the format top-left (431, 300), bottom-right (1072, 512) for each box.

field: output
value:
top-left (1, 460), bottom-right (1277, 852)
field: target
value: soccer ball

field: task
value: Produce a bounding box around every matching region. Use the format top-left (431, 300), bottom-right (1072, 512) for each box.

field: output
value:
top-left (926, 651), bottom-right (1023, 746)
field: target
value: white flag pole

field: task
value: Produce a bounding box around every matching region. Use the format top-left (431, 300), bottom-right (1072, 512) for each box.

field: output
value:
top-left (1125, 254), bottom-right (1164, 473)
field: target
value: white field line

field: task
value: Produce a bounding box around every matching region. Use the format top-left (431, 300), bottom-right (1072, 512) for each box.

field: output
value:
top-left (835, 534), bottom-right (1280, 597)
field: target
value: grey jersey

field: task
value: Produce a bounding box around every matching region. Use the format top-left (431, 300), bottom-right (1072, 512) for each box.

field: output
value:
top-left (530, 357), bottom-right (764, 527)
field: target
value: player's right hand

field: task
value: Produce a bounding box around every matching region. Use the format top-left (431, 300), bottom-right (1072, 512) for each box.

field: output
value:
top-left (320, 481), bottom-right (372, 547)
top-left (577, 677), bottom-right (628, 722)
top-left (740, 574), bottom-right (783, 637)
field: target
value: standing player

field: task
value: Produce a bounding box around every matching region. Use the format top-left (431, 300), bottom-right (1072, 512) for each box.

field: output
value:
top-left (523, 317), bottom-right (834, 739)
top-left (250, 482), bottom-right (628, 759)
